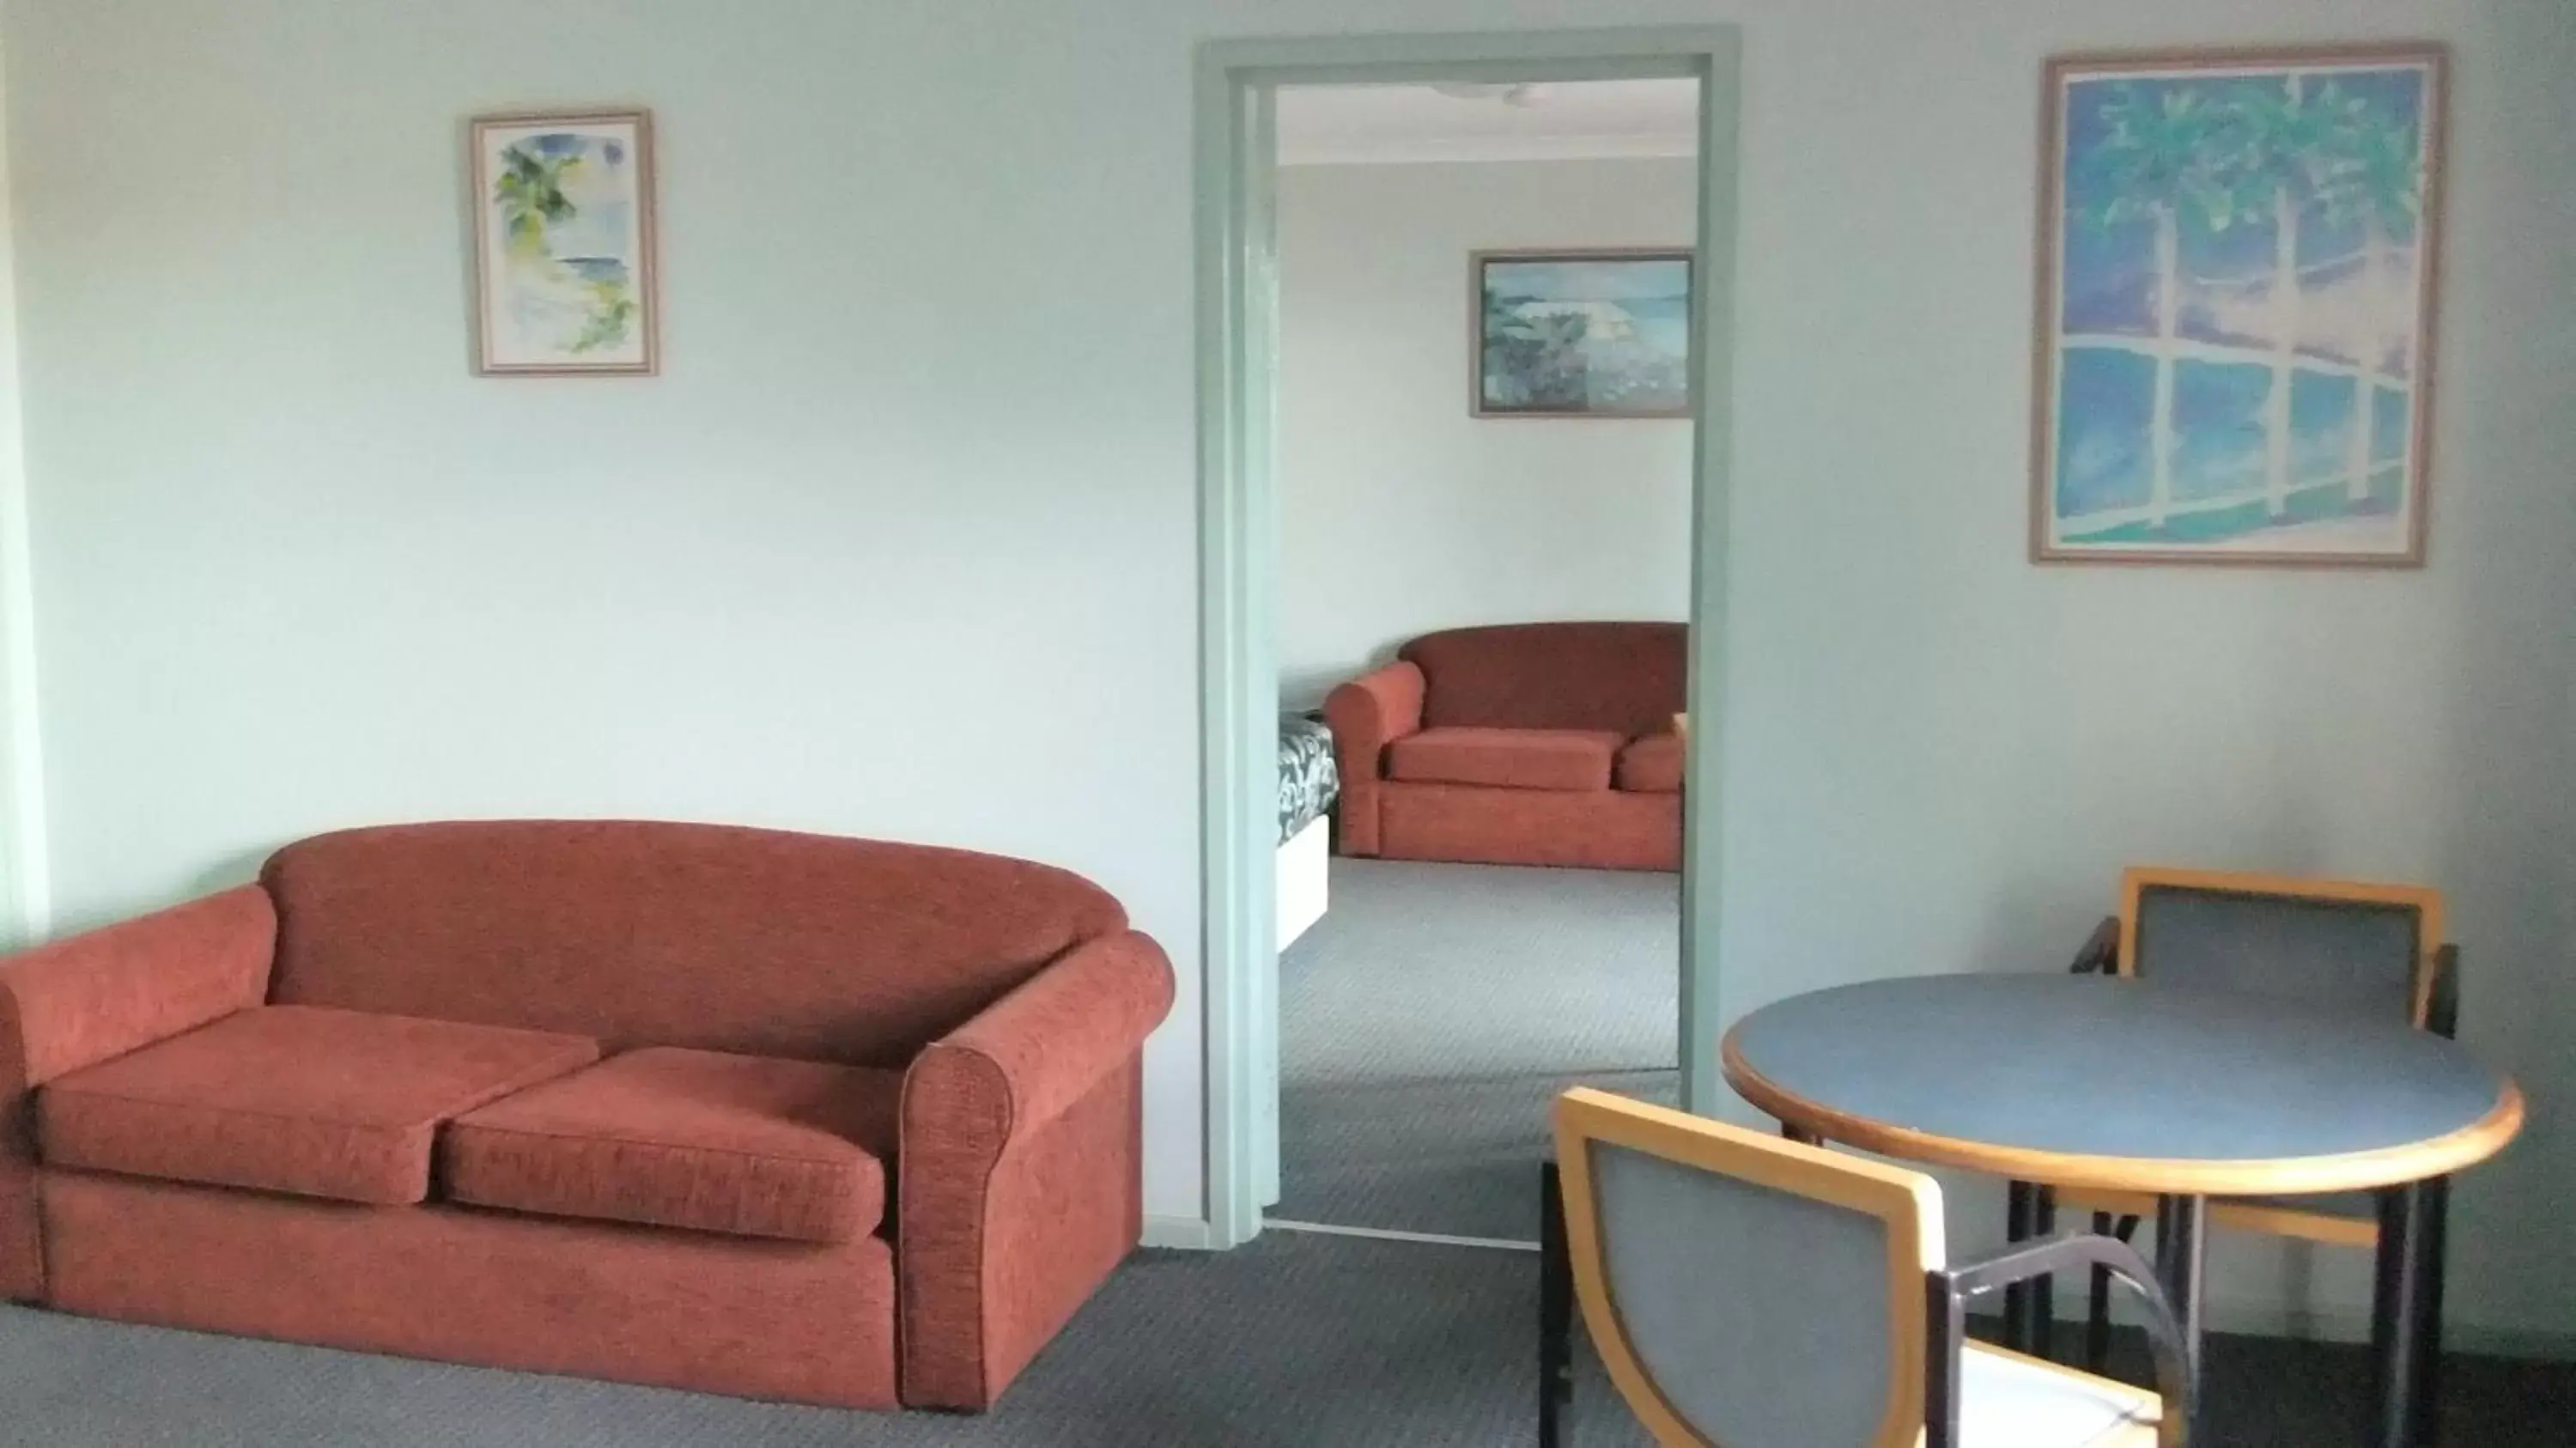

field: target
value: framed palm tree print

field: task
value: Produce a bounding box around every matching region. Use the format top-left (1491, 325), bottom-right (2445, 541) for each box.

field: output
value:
top-left (2032, 46), bottom-right (2445, 565)
top-left (471, 110), bottom-right (659, 376)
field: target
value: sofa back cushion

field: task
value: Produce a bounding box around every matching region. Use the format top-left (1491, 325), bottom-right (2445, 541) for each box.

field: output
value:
top-left (261, 821), bottom-right (1127, 1068)
top-left (1400, 623), bottom-right (1687, 738)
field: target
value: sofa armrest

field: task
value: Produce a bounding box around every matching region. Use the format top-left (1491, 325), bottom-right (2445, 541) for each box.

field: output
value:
top-left (897, 929), bottom-right (1175, 1409)
top-left (1324, 660), bottom-right (1426, 774)
top-left (1323, 660), bottom-right (1426, 857)
top-left (908, 929), bottom-right (1174, 1145)
top-left (0, 885), bottom-right (276, 1301)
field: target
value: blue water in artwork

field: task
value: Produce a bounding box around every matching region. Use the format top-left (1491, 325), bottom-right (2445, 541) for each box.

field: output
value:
top-left (1480, 258), bottom-right (1691, 413)
top-left (2050, 64), bottom-right (2430, 551)
top-left (560, 257), bottom-right (632, 285)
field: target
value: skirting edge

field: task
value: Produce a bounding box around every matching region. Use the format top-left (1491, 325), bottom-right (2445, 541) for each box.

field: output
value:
top-left (1140, 1215), bottom-right (1215, 1250)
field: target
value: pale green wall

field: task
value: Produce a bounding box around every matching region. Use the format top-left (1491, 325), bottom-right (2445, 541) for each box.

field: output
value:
top-left (1276, 156), bottom-right (1698, 706)
top-left (3, 0), bottom-right (2571, 1343)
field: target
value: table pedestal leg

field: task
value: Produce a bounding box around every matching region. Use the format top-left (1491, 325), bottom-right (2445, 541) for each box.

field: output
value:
top-left (2154, 1195), bottom-right (2208, 1434)
top-left (2004, 1182), bottom-right (2036, 1351)
top-left (2032, 1186), bottom-right (2058, 1356)
top-left (1540, 1159), bottom-right (1572, 1448)
top-left (2372, 1180), bottom-right (2445, 1448)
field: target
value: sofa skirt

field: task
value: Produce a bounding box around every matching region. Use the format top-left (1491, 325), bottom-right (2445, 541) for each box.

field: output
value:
top-left (1377, 782), bottom-right (1680, 872)
top-left (39, 1167), bottom-right (900, 1409)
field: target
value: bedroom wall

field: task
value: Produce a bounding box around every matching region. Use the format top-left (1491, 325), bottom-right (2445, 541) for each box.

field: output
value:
top-left (1275, 157), bottom-right (1696, 707)
top-left (3, 0), bottom-right (2571, 1344)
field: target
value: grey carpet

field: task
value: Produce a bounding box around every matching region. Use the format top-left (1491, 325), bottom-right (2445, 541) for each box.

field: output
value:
top-left (0, 1233), bottom-right (1651, 1448)
top-left (3, 1235), bottom-right (2567, 1445)
top-left (1274, 858), bottom-right (1680, 1241)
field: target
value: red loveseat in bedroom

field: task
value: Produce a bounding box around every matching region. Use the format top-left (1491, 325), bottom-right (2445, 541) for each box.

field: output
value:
top-left (1327, 622), bottom-right (1686, 872)
top-left (0, 820), bottom-right (1174, 1413)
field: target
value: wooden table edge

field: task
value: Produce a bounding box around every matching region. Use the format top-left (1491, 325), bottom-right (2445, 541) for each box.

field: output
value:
top-left (1719, 1031), bottom-right (2526, 1196)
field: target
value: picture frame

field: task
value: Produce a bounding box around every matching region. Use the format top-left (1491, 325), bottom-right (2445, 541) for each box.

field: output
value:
top-left (471, 108), bottom-right (659, 376)
top-left (1472, 248), bottom-right (1693, 419)
top-left (2032, 46), bottom-right (2447, 566)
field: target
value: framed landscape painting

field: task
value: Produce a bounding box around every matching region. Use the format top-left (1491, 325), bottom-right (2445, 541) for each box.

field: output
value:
top-left (2033, 46), bottom-right (2446, 565)
top-left (1473, 249), bottom-right (1692, 418)
top-left (471, 110), bottom-right (658, 375)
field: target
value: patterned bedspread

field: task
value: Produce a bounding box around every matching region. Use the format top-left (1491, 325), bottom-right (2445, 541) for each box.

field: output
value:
top-left (1279, 711), bottom-right (1339, 844)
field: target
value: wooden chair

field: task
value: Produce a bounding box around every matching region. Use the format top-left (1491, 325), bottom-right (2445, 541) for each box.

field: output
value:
top-left (2018, 867), bottom-right (2454, 1371)
top-left (1554, 1087), bottom-right (2190, 1447)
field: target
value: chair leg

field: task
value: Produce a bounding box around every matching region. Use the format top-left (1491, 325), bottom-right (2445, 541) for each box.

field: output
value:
top-left (1540, 1160), bottom-right (1572, 1448)
top-left (2086, 1211), bottom-right (2115, 1372)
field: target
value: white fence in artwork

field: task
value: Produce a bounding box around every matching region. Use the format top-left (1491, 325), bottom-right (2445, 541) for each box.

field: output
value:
top-left (2056, 329), bottom-right (2409, 534)
top-left (2063, 332), bottom-right (2372, 382)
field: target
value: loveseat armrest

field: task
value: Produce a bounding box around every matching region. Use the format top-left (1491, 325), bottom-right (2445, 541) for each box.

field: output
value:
top-left (898, 928), bottom-right (1175, 1409)
top-left (0, 885), bottom-right (276, 1300)
top-left (909, 929), bottom-right (1174, 1144)
top-left (1324, 660), bottom-right (1427, 773)
top-left (1323, 660), bottom-right (1426, 856)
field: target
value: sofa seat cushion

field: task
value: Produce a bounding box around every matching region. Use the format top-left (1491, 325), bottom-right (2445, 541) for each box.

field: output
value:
top-left (1386, 727), bottom-right (1623, 793)
top-left (38, 1005), bottom-right (599, 1205)
top-left (1615, 733), bottom-right (1685, 794)
top-left (443, 1047), bottom-right (904, 1244)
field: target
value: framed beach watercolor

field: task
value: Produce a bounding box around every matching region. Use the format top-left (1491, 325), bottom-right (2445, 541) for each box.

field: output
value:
top-left (2033, 46), bottom-right (2446, 565)
top-left (1473, 249), bottom-right (1693, 418)
top-left (471, 110), bottom-right (659, 376)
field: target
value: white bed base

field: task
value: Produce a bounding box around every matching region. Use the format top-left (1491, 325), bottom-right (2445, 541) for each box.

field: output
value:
top-left (1276, 813), bottom-right (1331, 951)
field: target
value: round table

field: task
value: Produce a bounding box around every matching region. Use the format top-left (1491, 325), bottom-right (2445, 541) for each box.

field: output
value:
top-left (1721, 975), bottom-right (2524, 1448)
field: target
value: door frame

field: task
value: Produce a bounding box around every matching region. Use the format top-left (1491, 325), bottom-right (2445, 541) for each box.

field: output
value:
top-left (0, 81), bottom-right (47, 954)
top-left (1194, 26), bottom-right (1744, 1250)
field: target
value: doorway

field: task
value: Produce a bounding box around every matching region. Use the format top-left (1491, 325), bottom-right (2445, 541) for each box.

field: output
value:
top-left (1194, 27), bottom-right (1742, 1251)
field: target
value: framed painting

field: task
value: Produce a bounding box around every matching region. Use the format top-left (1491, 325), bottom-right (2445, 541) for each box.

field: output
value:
top-left (2032, 46), bottom-right (2446, 566)
top-left (1473, 249), bottom-right (1693, 418)
top-left (471, 109), bottom-right (659, 376)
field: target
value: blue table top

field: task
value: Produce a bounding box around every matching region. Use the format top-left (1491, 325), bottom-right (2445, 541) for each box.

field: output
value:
top-left (1722, 975), bottom-right (2521, 1194)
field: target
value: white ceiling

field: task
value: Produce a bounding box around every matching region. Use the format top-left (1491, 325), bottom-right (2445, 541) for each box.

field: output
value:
top-left (1275, 79), bottom-right (1700, 167)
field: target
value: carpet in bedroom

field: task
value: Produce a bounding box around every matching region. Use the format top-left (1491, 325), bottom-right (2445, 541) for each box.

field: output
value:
top-left (1273, 857), bottom-right (1680, 1243)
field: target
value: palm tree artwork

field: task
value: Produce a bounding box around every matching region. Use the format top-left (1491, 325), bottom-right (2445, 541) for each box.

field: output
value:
top-left (474, 113), bottom-right (654, 374)
top-left (495, 144), bottom-right (580, 259)
top-left (2041, 53), bottom-right (2440, 563)
top-left (492, 134), bottom-right (637, 356)
top-left (2325, 115), bottom-right (2428, 504)
top-left (2064, 82), bottom-right (2247, 533)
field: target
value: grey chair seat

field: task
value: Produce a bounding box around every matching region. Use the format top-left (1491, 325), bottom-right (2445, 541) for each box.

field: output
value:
top-left (1961, 1344), bottom-right (2160, 1446)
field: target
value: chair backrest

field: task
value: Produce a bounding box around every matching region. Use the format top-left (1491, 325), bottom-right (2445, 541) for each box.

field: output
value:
top-left (1400, 622), bottom-right (1686, 737)
top-left (260, 820), bottom-right (1127, 1065)
top-left (2117, 867), bottom-right (2441, 1027)
top-left (1553, 1088), bottom-right (1941, 1448)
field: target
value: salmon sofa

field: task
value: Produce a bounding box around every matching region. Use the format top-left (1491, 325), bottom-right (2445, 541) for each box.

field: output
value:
top-left (0, 820), bottom-right (1174, 1412)
top-left (1326, 623), bottom-right (1686, 872)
